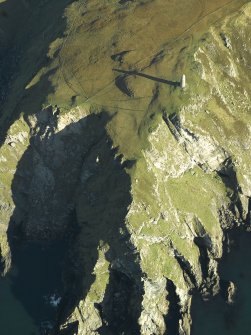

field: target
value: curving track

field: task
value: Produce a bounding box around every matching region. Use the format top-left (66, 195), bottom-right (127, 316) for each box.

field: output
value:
top-left (57, 0), bottom-right (247, 112)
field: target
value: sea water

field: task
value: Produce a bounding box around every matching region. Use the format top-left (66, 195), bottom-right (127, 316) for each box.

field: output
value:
top-left (0, 242), bottom-right (64, 335)
top-left (192, 231), bottom-right (251, 335)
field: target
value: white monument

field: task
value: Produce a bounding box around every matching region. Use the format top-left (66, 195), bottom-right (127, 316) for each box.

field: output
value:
top-left (180, 74), bottom-right (186, 89)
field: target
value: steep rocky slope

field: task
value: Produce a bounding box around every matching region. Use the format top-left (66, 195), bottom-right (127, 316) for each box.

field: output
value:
top-left (0, 1), bottom-right (251, 334)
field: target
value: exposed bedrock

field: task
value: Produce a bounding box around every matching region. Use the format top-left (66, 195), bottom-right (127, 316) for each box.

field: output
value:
top-left (0, 1), bottom-right (250, 335)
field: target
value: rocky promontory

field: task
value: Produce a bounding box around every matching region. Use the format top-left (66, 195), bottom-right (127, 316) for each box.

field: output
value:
top-left (0, 1), bottom-right (251, 334)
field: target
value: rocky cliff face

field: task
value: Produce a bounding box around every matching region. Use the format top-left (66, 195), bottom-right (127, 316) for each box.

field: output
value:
top-left (0, 1), bottom-right (251, 334)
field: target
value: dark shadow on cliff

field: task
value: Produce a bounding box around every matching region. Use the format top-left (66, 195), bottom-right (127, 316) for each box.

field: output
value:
top-left (0, 0), bottom-right (74, 147)
top-left (164, 279), bottom-right (182, 335)
top-left (7, 111), bottom-right (143, 335)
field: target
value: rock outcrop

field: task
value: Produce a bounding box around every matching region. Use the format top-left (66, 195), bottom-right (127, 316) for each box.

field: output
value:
top-left (0, 1), bottom-right (250, 334)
